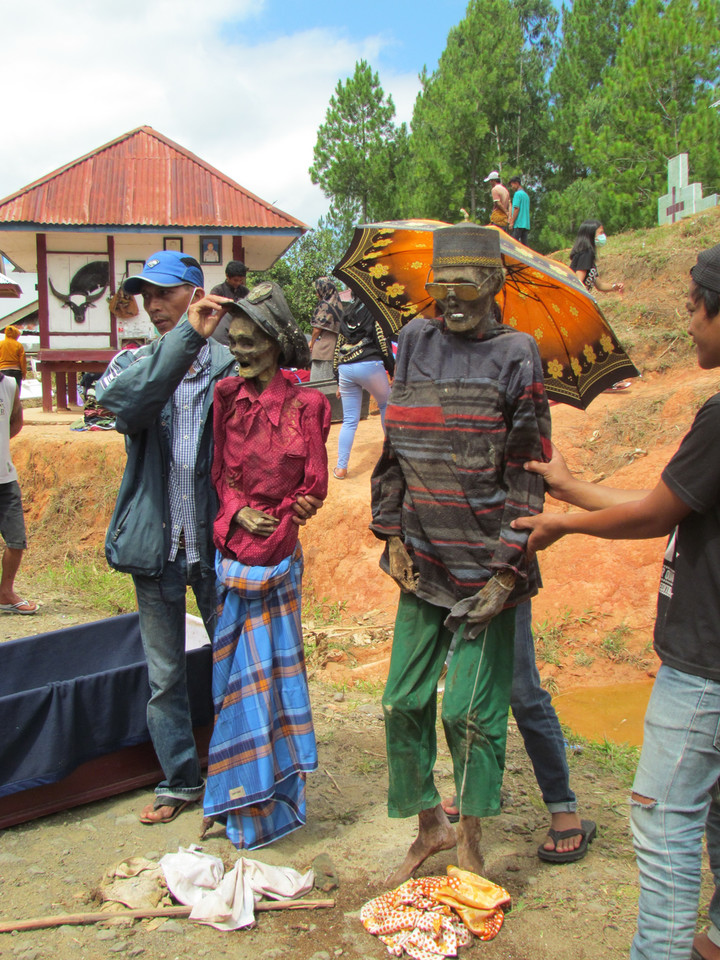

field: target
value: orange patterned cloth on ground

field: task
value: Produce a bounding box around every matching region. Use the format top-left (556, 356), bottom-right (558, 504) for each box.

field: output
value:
top-left (360, 866), bottom-right (511, 960)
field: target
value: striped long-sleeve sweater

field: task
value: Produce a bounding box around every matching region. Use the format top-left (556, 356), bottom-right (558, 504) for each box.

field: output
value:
top-left (370, 316), bottom-right (551, 611)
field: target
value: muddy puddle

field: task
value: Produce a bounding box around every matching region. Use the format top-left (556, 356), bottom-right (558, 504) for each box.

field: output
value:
top-left (553, 680), bottom-right (654, 747)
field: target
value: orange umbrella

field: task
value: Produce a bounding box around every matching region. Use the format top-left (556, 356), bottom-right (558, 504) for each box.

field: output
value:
top-left (333, 219), bottom-right (638, 409)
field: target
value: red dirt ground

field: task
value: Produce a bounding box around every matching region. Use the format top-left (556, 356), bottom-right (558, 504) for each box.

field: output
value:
top-left (14, 359), bottom-right (717, 702)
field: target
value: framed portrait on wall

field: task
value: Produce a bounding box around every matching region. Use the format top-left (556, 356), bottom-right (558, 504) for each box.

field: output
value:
top-left (125, 260), bottom-right (144, 277)
top-left (163, 237), bottom-right (183, 253)
top-left (200, 236), bottom-right (222, 265)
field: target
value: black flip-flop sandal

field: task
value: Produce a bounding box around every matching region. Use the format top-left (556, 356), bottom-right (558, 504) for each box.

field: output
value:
top-left (537, 819), bottom-right (597, 863)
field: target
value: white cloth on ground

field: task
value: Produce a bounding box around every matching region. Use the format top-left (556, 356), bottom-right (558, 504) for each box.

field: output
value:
top-left (160, 845), bottom-right (314, 930)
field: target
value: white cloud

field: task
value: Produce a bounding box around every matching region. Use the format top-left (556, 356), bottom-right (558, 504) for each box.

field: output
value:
top-left (1, 3), bottom-right (421, 227)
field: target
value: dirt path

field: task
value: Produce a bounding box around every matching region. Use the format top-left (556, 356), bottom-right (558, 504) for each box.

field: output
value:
top-left (2, 348), bottom-right (719, 957)
top-left (0, 680), bottom-right (644, 960)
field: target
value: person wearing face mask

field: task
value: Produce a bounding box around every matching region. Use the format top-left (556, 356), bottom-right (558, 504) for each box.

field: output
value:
top-left (570, 219), bottom-right (625, 294)
top-left (96, 254), bottom-right (322, 827)
top-left (370, 223), bottom-right (551, 886)
top-left (570, 220), bottom-right (630, 390)
top-left (202, 282), bottom-right (331, 850)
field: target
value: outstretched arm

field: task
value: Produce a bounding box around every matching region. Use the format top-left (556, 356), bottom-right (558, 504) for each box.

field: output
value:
top-left (512, 479), bottom-right (690, 560)
top-left (523, 442), bottom-right (648, 510)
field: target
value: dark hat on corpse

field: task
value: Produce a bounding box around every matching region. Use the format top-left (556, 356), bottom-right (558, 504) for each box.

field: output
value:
top-left (225, 281), bottom-right (311, 369)
top-left (691, 243), bottom-right (720, 294)
top-left (432, 223), bottom-right (503, 270)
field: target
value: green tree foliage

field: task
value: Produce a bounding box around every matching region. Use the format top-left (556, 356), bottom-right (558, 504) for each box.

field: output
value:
top-left (548, 0), bottom-right (630, 186)
top-left (251, 220), bottom-right (347, 331)
top-left (309, 0), bottom-right (720, 255)
top-left (575, 0), bottom-right (720, 233)
top-left (309, 60), bottom-right (406, 234)
top-left (405, 1), bottom-right (523, 222)
top-left (404, 0), bottom-right (557, 225)
top-left (537, 0), bottom-right (630, 250)
top-left (512, 0), bottom-right (559, 170)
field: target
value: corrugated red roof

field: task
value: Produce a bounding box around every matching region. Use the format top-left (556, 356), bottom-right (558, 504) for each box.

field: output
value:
top-left (0, 126), bottom-right (307, 231)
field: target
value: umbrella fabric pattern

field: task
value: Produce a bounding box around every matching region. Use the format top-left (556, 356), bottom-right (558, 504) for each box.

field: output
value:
top-left (333, 220), bottom-right (638, 409)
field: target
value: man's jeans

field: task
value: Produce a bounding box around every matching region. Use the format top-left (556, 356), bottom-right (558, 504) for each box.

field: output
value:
top-left (133, 552), bottom-right (217, 802)
top-left (511, 600), bottom-right (576, 812)
top-left (630, 664), bottom-right (720, 960)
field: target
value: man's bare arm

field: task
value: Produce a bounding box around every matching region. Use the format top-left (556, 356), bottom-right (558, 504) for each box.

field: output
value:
top-left (9, 386), bottom-right (22, 438)
top-left (512, 479), bottom-right (690, 560)
top-left (523, 442), bottom-right (649, 510)
top-left (492, 184), bottom-right (510, 215)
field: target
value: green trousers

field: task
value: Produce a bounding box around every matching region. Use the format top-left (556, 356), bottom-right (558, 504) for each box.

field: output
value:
top-left (382, 591), bottom-right (516, 819)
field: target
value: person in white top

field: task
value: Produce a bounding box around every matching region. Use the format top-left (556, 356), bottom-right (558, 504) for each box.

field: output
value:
top-left (0, 373), bottom-right (37, 614)
top-left (483, 171), bottom-right (511, 231)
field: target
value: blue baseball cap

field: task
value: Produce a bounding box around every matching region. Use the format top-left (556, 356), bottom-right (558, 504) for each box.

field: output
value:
top-left (123, 251), bottom-right (204, 294)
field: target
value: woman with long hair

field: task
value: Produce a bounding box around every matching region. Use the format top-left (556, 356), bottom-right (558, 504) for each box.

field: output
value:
top-left (570, 219), bottom-right (624, 294)
top-left (570, 219), bottom-right (630, 390)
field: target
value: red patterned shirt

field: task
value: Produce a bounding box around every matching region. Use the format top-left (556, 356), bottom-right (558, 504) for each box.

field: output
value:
top-left (212, 369), bottom-right (331, 566)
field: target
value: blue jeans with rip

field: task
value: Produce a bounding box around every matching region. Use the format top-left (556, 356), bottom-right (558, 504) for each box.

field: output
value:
top-left (511, 600), bottom-right (576, 812)
top-left (133, 552), bottom-right (217, 802)
top-left (336, 360), bottom-right (390, 470)
top-left (630, 663), bottom-right (720, 960)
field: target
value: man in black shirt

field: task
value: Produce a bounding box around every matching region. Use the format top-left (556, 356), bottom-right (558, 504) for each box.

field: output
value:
top-left (210, 261), bottom-right (249, 345)
top-left (515, 244), bottom-right (720, 960)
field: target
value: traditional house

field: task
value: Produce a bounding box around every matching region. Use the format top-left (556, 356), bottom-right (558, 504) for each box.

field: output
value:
top-left (0, 272), bottom-right (22, 299)
top-left (0, 127), bottom-right (308, 410)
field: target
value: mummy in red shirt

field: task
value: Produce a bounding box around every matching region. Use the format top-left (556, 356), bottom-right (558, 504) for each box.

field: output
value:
top-left (204, 282), bottom-right (331, 850)
top-left (212, 283), bottom-right (331, 566)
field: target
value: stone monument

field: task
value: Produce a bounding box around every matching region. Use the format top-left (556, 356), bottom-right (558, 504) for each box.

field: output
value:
top-left (658, 153), bottom-right (717, 226)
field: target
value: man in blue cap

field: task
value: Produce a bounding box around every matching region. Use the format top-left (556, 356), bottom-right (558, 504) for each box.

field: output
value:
top-left (96, 251), bottom-right (320, 825)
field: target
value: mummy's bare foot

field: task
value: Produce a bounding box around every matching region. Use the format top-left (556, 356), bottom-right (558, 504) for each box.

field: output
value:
top-left (456, 815), bottom-right (485, 876)
top-left (386, 804), bottom-right (457, 887)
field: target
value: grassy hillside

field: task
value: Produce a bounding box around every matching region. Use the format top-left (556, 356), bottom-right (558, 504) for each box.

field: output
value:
top-left (554, 205), bottom-right (720, 371)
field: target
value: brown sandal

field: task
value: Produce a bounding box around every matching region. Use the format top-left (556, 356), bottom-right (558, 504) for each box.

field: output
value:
top-left (139, 796), bottom-right (193, 824)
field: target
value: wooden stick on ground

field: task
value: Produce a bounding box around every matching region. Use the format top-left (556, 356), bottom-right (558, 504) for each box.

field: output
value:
top-left (0, 898), bottom-right (335, 933)
top-left (324, 767), bottom-right (342, 793)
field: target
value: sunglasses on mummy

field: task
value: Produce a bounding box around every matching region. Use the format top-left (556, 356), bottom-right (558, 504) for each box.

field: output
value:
top-left (425, 281), bottom-right (484, 301)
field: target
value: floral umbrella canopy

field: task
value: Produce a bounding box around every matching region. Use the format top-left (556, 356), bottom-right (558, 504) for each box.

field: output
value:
top-left (333, 219), bottom-right (638, 409)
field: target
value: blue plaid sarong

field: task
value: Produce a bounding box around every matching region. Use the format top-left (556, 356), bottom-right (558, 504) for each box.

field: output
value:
top-left (203, 545), bottom-right (317, 849)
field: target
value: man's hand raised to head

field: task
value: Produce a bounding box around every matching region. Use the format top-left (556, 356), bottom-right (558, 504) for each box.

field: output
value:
top-left (187, 294), bottom-right (234, 339)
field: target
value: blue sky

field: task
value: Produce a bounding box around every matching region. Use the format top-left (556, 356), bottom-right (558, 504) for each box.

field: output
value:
top-left (235, 1), bottom-right (472, 75)
top-left (0, 1), bottom-right (561, 230)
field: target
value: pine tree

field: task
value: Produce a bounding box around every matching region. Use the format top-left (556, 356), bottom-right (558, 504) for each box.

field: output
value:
top-left (577, 0), bottom-right (720, 232)
top-left (404, 0), bottom-right (557, 227)
top-left (548, 0), bottom-right (630, 185)
top-left (309, 60), bottom-right (403, 230)
top-left (405, 0), bottom-right (525, 223)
